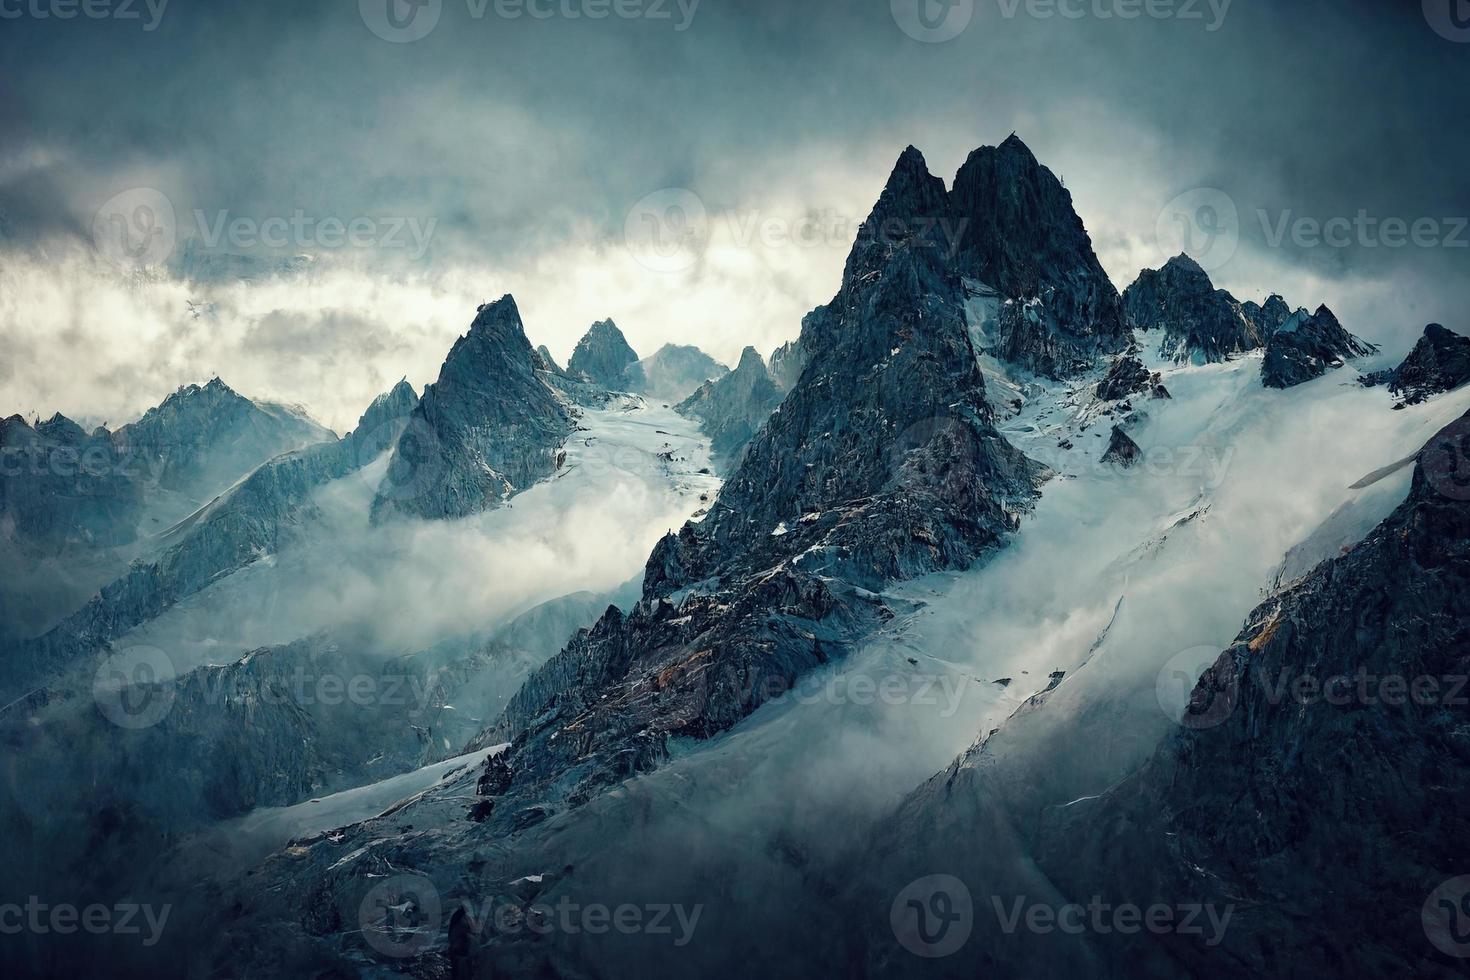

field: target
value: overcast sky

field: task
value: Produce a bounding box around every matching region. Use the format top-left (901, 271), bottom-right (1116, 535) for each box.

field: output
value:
top-left (2, 0), bottom-right (1467, 430)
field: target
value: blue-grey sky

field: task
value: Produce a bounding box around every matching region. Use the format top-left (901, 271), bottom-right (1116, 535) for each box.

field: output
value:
top-left (2, 0), bottom-right (1467, 429)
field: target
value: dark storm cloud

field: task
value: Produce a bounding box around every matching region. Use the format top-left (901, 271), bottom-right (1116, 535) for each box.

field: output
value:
top-left (0, 0), bottom-right (1466, 416)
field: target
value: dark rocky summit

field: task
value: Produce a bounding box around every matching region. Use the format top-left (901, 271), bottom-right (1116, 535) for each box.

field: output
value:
top-left (625, 342), bottom-right (729, 402)
top-left (1361, 323), bottom-right (1470, 404)
top-left (673, 345), bottom-right (783, 469)
top-left (1095, 353), bottom-right (1168, 402)
top-left (1261, 304), bottom-right (1376, 388)
top-left (533, 344), bottom-right (568, 377)
top-left (948, 136), bottom-right (1131, 378)
top-left (1100, 424), bottom-right (1141, 466)
top-left (566, 318), bottom-right (639, 389)
top-left (371, 296), bottom-right (574, 522)
top-left (1241, 292), bottom-right (1292, 336)
top-left (1122, 254), bottom-right (1263, 363)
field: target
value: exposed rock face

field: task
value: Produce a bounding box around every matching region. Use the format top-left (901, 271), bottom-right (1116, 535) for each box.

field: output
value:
top-left (1261, 304), bottom-right (1377, 388)
top-left (566, 318), bottom-right (639, 389)
top-left (767, 338), bottom-right (807, 391)
top-left (863, 413), bottom-right (1470, 979)
top-left (371, 296), bottom-right (573, 522)
top-left (1362, 323), bottom-right (1470, 404)
top-left (1095, 354), bottom-right (1167, 402)
top-left (0, 414), bottom-right (140, 552)
top-left (625, 343), bottom-right (729, 402)
top-left (1100, 424), bottom-right (1141, 466)
top-left (110, 376), bottom-right (335, 498)
top-left (949, 136), bottom-right (1131, 378)
top-left (461, 143), bottom-right (1043, 839)
top-left (673, 346), bottom-right (783, 470)
top-left (1241, 292), bottom-right (1292, 336)
top-left (1122, 254), bottom-right (1263, 363)
top-left (533, 344), bottom-right (567, 377)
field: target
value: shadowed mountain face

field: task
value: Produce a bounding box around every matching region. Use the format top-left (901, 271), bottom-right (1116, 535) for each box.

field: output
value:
top-left (371, 295), bottom-right (574, 523)
top-left (567, 318), bottom-right (640, 389)
top-left (1261, 305), bottom-right (1377, 388)
top-left (947, 136), bottom-right (1131, 378)
top-left (673, 346), bottom-right (782, 470)
top-left (1123, 253), bottom-right (1263, 364)
top-left (863, 413), bottom-right (1470, 979)
top-left (1362, 323), bottom-right (1470, 405)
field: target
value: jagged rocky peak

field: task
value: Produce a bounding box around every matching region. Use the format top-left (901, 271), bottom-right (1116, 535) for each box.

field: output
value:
top-left (567, 317), bottom-right (639, 389)
top-left (1362, 322), bottom-right (1470, 405)
top-left (674, 345), bottom-right (783, 471)
top-left (1242, 291), bottom-right (1293, 335)
top-left (767, 338), bottom-right (806, 391)
top-left (842, 144), bottom-right (951, 283)
top-left (1095, 353), bottom-right (1169, 401)
top-left (1100, 423), bottom-right (1141, 466)
top-left (948, 135), bottom-right (1130, 377)
top-left (34, 413), bottom-right (88, 445)
top-left (1261, 303), bottom-right (1376, 389)
top-left (625, 342), bottom-right (729, 402)
top-left (1122, 253), bottom-right (1262, 364)
top-left (371, 294), bottom-right (573, 523)
top-left (342, 378), bottom-right (418, 462)
top-left (533, 344), bottom-right (567, 377)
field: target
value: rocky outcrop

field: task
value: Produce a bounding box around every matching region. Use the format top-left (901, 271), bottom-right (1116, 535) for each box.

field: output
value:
top-left (371, 296), bottom-right (573, 522)
top-left (1100, 424), bottom-right (1141, 466)
top-left (0, 413), bottom-right (141, 552)
top-left (532, 344), bottom-right (567, 377)
top-left (1261, 304), bottom-right (1377, 388)
top-left (948, 136), bottom-right (1131, 378)
top-left (1094, 354), bottom-right (1168, 402)
top-left (1241, 292), bottom-right (1292, 336)
top-left (767, 338), bottom-right (806, 391)
top-left (673, 346), bottom-right (783, 470)
top-left (625, 343), bottom-right (728, 402)
top-left (1122, 254), bottom-right (1263, 363)
top-left (566, 318), bottom-right (639, 389)
top-left (1361, 323), bottom-right (1470, 405)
